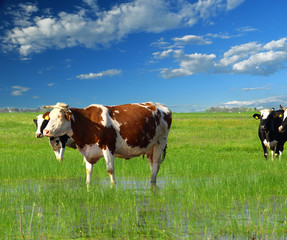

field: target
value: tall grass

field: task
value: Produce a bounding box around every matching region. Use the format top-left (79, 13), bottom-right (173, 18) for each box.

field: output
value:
top-left (1, 112), bottom-right (287, 239)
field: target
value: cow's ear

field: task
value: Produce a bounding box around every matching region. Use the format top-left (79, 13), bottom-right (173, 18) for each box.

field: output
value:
top-left (253, 114), bottom-right (261, 120)
top-left (43, 112), bottom-right (50, 121)
top-left (276, 112), bottom-right (283, 118)
top-left (65, 111), bottom-right (72, 121)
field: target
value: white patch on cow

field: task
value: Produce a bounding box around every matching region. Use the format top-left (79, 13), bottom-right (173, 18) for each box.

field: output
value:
top-left (114, 110), bottom-right (119, 114)
top-left (260, 109), bottom-right (272, 120)
top-left (79, 143), bottom-right (103, 162)
top-left (154, 102), bottom-right (170, 114)
top-left (263, 139), bottom-right (278, 148)
top-left (283, 109), bottom-right (287, 121)
top-left (89, 104), bottom-right (112, 127)
top-left (35, 114), bottom-right (44, 137)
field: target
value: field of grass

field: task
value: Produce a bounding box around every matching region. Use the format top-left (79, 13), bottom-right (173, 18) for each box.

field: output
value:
top-left (1, 112), bottom-right (287, 239)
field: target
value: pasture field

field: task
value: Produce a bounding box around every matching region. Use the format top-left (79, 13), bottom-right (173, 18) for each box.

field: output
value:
top-left (1, 112), bottom-right (287, 239)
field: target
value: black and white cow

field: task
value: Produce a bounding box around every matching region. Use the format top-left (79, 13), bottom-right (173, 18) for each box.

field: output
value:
top-left (34, 112), bottom-right (77, 161)
top-left (253, 108), bottom-right (287, 159)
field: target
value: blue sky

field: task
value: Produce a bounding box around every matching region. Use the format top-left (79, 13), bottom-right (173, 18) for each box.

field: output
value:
top-left (1, 0), bottom-right (287, 112)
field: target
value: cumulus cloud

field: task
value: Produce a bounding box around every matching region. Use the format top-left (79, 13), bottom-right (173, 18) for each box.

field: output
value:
top-left (154, 37), bottom-right (287, 78)
top-left (76, 69), bottom-right (122, 79)
top-left (161, 52), bottom-right (216, 78)
top-left (1, 0), bottom-right (244, 56)
top-left (232, 50), bottom-right (287, 75)
top-left (11, 86), bottom-right (30, 96)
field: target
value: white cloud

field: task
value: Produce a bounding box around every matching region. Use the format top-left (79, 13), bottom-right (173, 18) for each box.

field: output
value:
top-left (241, 86), bottom-right (270, 91)
top-left (82, 0), bottom-right (99, 11)
top-left (264, 37), bottom-right (287, 51)
top-left (153, 49), bottom-right (183, 59)
top-left (11, 86), bottom-right (30, 96)
top-left (47, 83), bottom-right (54, 87)
top-left (76, 69), bottom-right (122, 79)
top-left (161, 52), bottom-right (216, 78)
top-left (236, 26), bottom-right (258, 33)
top-left (154, 37), bottom-right (287, 78)
top-left (222, 96), bottom-right (287, 109)
top-left (1, 0), bottom-right (243, 56)
top-left (232, 51), bottom-right (287, 75)
top-left (206, 33), bottom-right (232, 39)
top-left (227, 0), bottom-right (245, 11)
top-left (218, 42), bottom-right (262, 67)
top-left (173, 35), bottom-right (212, 45)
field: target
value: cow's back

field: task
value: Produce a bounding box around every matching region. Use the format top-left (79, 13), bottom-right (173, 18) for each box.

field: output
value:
top-left (107, 102), bottom-right (171, 149)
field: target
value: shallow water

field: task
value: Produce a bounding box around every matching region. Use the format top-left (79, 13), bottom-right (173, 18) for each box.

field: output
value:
top-left (2, 177), bottom-right (287, 239)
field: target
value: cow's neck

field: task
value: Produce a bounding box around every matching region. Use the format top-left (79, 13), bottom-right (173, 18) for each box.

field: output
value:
top-left (69, 107), bottom-right (107, 149)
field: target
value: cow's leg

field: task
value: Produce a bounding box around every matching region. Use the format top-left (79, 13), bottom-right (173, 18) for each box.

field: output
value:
top-left (85, 159), bottom-right (93, 184)
top-left (275, 142), bottom-right (281, 158)
top-left (58, 147), bottom-right (65, 161)
top-left (261, 141), bottom-right (268, 159)
top-left (103, 149), bottom-right (116, 184)
top-left (271, 146), bottom-right (275, 160)
top-left (277, 143), bottom-right (284, 160)
top-left (149, 141), bottom-right (167, 184)
top-left (53, 150), bottom-right (59, 159)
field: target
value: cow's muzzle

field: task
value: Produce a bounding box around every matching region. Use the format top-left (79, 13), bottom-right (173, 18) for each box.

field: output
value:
top-left (43, 129), bottom-right (51, 137)
top-left (36, 133), bottom-right (43, 138)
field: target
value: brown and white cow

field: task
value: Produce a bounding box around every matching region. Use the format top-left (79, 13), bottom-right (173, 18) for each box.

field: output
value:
top-left (43, 102), bottom-right (172, 184)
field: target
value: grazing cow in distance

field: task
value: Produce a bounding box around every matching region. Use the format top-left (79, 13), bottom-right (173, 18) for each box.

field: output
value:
top-left (253, 108), bottom-right (286, 159)
top-left (43, 102), bottom-right (172, 185)
top-left (34, 112), bottom-right (77, 161)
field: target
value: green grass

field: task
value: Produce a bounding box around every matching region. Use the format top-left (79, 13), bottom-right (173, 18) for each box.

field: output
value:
top-left (1, 112), bottom-right (287, 239)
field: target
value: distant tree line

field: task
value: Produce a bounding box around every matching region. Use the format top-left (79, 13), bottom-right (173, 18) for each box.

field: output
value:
top-left (206, 107), bottom-right (254, 113)
top-left (0, 107), bottom-right (43, 113)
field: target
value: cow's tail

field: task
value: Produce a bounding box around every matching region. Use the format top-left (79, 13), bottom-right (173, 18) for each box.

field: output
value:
top-left (161, 145), bottom-right (167, 163)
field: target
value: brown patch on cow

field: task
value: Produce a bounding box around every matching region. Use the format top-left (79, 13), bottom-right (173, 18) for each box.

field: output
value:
top-left (140, 102), bottom-right (157, 112)
top-left (70, 106), bottom-right (117, 153)
top-left (107, 104), bottom-right (159, 149)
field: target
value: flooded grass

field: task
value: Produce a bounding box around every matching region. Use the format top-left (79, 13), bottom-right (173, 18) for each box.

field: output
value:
top-left (1, 112), bottom-right (287, 239)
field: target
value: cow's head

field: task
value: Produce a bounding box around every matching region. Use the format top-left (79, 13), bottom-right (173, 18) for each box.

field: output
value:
top-left (253, 108), bottom-right (275, 131)
top-left (43, 103), bottom-right (73, 137)
top-left (278, 105), bottom-right (287, 132)
top-left (33, 112), bottom-right (50, 138)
